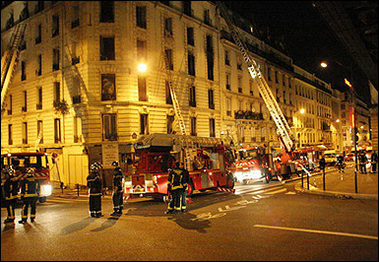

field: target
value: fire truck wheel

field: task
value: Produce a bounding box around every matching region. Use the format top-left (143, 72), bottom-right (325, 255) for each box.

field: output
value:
top-left (186, 180), bottom-right (195, 197)
top-left (163, 195), bottom-right (170, 203)
top-left (226, 173), bottom-right (235, 189)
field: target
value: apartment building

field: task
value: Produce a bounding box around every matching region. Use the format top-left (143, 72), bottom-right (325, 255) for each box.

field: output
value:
top-left (1, 1), bottom-right (343, 187)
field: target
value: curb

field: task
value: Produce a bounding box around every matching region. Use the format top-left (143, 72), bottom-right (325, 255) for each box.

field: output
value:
top-left (294, 182), bottom-right (378, 200)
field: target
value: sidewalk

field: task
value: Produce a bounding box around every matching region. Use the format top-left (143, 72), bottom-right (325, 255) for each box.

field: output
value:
top-left (294, 165), bottom-right (378, 200)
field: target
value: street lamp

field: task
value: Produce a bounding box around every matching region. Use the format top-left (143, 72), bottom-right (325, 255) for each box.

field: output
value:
top-left (300, 108), bottom-right (306, 114)
top-left (138, 63), bottom-right (147, 73)
top-left (320, 59), bottom-right (359, 193)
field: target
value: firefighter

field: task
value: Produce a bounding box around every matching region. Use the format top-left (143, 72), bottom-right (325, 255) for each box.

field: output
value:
top-left (359, 151), bottom-right (368, 174)
top-left (111, 161), bottom-right (124, 216)
top-left (180, 162), bottom-right (190, 213)
top-left (371, 150), bottom-right (378, 173)
top-left (19, 168), bottom-right (41, 224)
top-left (3, 167), bottom-right (20, 224)
top-left (166, 161), bottom-right (187, 214)
top-left (336, 154), bottom-right (345, 173)
top-left (87, 163), bottom-right (103, 218)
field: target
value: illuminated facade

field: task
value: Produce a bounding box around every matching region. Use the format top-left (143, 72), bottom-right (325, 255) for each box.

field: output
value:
top-left (1, 1), bottom-right (345, 187)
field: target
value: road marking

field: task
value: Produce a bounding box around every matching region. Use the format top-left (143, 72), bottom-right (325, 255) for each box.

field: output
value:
top-left (253, 224), bottom-right (378, 240)
top-left (264, 188), bottom-right (287, 194)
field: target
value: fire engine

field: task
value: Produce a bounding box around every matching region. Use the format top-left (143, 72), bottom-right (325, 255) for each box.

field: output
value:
top-left (123, 133), bottom-right (236, 201)
top-left (1, 152), bottom-right (52, 203)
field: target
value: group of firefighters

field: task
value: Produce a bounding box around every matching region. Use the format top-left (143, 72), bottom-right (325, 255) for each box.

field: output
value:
top-left (2, 167), bottom-right (41, 224)
top-left (85, 160), bottom-right (190, 219)
top-left (334, 150), bottom-right (378, 174)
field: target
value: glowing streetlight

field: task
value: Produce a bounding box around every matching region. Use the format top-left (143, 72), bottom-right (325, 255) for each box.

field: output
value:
top-left (138, 63), bottom-right (147, 73)
top-left (336, 119), bottom-right (340, 123)
top-left (320, 62), bottom-right (328, 68)
top-left (300, 108), bottom-right (305, 114)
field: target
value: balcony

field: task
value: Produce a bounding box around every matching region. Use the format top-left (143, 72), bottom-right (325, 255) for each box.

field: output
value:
top-left (235, 110), bottom-right (264, 120)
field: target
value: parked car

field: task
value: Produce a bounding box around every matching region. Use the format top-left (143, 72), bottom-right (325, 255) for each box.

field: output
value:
top-left (323, 150), bottom-right (337, 166)
top-left (345, 153), bottom-right (355, 162)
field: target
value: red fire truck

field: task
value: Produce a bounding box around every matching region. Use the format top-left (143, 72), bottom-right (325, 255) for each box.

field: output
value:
top-left (1, 152), bottom-right (52, 203)
top-left (123, 133), bottom-right (236, 201)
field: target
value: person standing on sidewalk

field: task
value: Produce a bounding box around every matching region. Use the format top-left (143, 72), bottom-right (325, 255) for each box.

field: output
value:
top-left (3, 167), bottom-right (21, 224)
top-left (166, 161), bottom-right (187, 214)
top-left (19, 168), bottom-right (41, 224)
top-left (111, 161), bottom-right (124, 216)
top-left (180, 162), bottom-right (190, 213)
top-left (87, 163), bottom-right (103, 218)
top-left (319, 155), bottom-right (326, 174)
top-left (359, 151), bottom-right (368, 174)
top-left (371, 150), bottom-right (378, 173)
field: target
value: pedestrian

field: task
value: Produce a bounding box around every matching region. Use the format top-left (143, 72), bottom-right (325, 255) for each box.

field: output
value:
top-left (359, 151), bottom-right (368, 174)
top-left (319, 155), bottom-right (326, 174)
top-left (111, 161), bottom-right (124, 216)
top-left (19, 168), bottom-right (41, 224)
top-left (166, 161), bottom-right (188, 214)
top-left (336, 154), bottom-right (345, 173)
top-left (371, 150), bottom-right (378, 173)
top-left (3, 167), bottom-right (21, 224)
top-left (87, 163), bottom-right (103, 218)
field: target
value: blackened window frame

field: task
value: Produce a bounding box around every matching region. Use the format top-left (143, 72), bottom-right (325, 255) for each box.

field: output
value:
top-left (100, 1), bottom-right (114, 23)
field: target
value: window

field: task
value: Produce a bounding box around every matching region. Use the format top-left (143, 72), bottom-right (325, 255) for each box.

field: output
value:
top-left (53, 48), bottom-right (60, 71)
top-left (37, 120), bottom-right (43, 144)
top-left (267, 67), bottom-right (271, 81)
top-left (101, 74), bottom-right (116, 101)
top-left (182, 1), bottom-right (192, 16)
top-left (238, 77), bottom-right (242, 93)
top-left (22, 122), bottom-right (28, 144)
top-left (204, 9), bottom-right (211, 25)
top-left (208, 89), bottom-right (214, 109)
top-left (52, 15), bottom-right (59, 37)
top-left (136, 6), bottom-right (147, 29)
top-left (164, 17), bottom-right (173, 37)
top-left (275, 71), bottom-right (278, 83)
top-left (237, 56), bottom-right (242, 70)
top-left (207, 54), bottom-right (214, 80)
top-left (283, 74), bottom-right (286, 86)
top-left (138, 76), bottom-right (147, 101)
top-left (189, 86), bottom-right (196, 107)
top-left (225, 50), bottom-right (230, 65)
top-left (190, 117), bottom-right (197, 136)
top-left (165, 81), bottom-right (173, 104)
top-left (36, 86), bottom-right (42, 109)
top-left (21, 61), bottom-right (26, 81)
top-left (226, 97), bottom-right (231, 116)
top-left (165, 49), bottom-right (173, 70)
top-left (100, 36), bottom-right (115, 60)
top-left (226, 73), bottom-right (231, 90)
top-left (71, 5), bottom-right (80, 28)
top-left (188, 51), bottom-right (195, 76)
top-left (283, 90), bottom-right (286, 104)
top-left (167, 115), bottom-right (174, 134)
top-left (35, 24), bottom-right (41, 44)
top-left (54, 118), bottom-right (61, 143)
top-left (209, 118), bottom-right (215, 137)
top-left (73, 115), bottom-right (82, 143)
top-left (102, 113), bottom-right (117, 141)
top-left (54, 82), bottom-right (60, 102)
top-left (100, 1), bottom-right (114, 23)
top-left (206, 35), bottom-right (213, 55)
top-left (8, 124), bottom-right (13, 145)
top-left (137, 40), bottom-right (147, 62)
top-left (73, 76), bottom-right (81, 104)
top-left (249, 80), bottom-right (254, 95)
top-left (35, 1), bottom-right (44, 13)
top-left (140, 114), bottom-right (149, 135)
top-left (22, 91), bottom-right (27, 112)
top-left (187, 27), bottom-right (194, 46)
top-left (8, 95), bottom-right (12, 115)
top-left (37, 54), bottom-right (42, 75)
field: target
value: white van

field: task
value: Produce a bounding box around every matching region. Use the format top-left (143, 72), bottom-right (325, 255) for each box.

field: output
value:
top-left (323, 150), bottom-right (337, 165)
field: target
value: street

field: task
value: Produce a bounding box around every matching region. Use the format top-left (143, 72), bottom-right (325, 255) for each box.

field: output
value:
top-left (1, 168), bottom-right (378, 261)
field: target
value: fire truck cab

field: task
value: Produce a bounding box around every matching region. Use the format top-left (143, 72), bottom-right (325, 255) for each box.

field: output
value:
top-left (1, 152), bottom-right (52, 204)
top-left (123, 133), bottom-right (235, 201)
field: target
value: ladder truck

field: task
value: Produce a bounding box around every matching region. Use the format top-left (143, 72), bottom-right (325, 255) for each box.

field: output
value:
top-left (216, 2), bottom-right (308, 179)
top-left (1, 23), bottom-right (27, 112)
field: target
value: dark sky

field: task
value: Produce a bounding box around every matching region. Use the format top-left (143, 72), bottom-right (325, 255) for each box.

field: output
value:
top-left (225, 1), bottom-right (370, 99)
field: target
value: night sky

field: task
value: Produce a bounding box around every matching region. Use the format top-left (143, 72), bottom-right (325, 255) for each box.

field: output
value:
top-left (225, 1), bottom-right (370, 100)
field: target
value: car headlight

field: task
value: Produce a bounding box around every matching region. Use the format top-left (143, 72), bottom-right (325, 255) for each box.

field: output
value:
top-left (40, 184), bottom-right (52, 197)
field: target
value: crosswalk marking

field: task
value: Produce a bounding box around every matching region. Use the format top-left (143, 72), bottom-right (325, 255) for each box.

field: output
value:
top-left (265, 188), bottom-right (287, 195)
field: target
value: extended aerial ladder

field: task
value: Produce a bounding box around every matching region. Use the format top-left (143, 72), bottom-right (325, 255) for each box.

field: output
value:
top-left (1, 23), bottom-right (27, 112)
top-left (163, 50), bottom-right (193, 170)
top-left (216, 2), bottom-right (295, 153)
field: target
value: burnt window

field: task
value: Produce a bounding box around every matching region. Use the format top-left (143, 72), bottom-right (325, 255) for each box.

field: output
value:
top-left (100, 36), bottom-right (115, 60)
top-left (100, 1), bottom-right (114, 23)
top-left (136, 6), bottom-right (147, 29)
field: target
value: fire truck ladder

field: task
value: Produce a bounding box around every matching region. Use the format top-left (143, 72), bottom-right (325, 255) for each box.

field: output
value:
top-left (1, 23), bottom-right (27, 111)
top-left (163, 51), bottom-right (192, 169)
top-left (217, 2), bottom-right (295, 153)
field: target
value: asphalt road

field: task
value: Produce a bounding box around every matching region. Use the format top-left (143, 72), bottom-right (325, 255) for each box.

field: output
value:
top-left (1, 174), bottom-right (378, 261)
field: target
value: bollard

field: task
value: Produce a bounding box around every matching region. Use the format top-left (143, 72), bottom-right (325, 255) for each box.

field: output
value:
top-left (76, 183), bottom-right (80, 196)
top-left (307, 171), bottom-right (309, 190)
top-left (60, 182), bottom-right (64, 194)
top-left (322, 169), bottom-right (325, 191)
top-left (301, 170), bottom-right (304, 188)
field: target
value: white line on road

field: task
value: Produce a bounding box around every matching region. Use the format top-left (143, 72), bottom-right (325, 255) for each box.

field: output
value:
top-left (264, 188), bottom-right (287, 194)
top-left (253, 224), bottom-right (378, 240)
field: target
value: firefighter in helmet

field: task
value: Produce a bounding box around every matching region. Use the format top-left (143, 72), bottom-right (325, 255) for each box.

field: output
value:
top-left (111, 161), bottom-right (124, 216)
top-left (19, 168), bottom-right (41, 224)
top-left (166, 161), bottom-right (189, 214)
top-left (3, 166), bottom-right (20, 224)
top-left (87, 163), bottom-right (103, 218)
